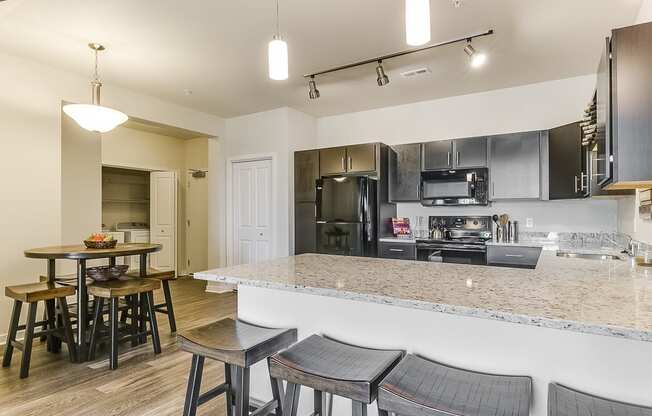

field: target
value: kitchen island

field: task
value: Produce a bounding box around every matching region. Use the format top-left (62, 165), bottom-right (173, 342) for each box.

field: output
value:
top-left (195, 252), bottom-right (652, 416)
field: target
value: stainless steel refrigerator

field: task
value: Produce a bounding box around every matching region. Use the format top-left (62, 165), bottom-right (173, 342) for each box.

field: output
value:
top-left (316, 176), bottom-right (377, 257)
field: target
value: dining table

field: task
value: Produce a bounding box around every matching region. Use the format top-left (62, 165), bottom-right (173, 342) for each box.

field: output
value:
top-left (24, 243), bottom-right (162, 362)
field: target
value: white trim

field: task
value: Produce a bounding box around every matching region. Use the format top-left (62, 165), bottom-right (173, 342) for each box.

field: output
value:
top-left (226, 153), bottom-right (277, 266)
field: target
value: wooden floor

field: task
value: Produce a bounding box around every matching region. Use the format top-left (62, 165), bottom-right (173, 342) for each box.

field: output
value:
top-left (0, 278), bottom-right (236, 416)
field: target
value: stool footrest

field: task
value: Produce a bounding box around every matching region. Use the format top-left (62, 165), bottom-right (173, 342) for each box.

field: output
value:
top-left (197, 382), bottom-right (229, 406)
top-left (250, 399), bottom-right (278, 416)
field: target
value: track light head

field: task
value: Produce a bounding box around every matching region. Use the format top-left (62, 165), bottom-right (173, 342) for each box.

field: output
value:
top-left (308, 76), bottom-right (320, 99)
top-left (464, 40), bottom-right (487, 68)
top-left (376, 61), bottom-right (390, 86)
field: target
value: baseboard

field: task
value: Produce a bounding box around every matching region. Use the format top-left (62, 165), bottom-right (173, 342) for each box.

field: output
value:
top-left (205, 282), bottom-right (237, 294)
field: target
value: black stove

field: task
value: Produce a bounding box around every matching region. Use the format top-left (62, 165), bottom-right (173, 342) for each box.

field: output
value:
top-left (416, 216), bottom-right (492, 264)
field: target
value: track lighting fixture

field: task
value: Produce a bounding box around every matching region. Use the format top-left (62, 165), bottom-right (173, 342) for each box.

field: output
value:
top-left (463, 39), bottom-right (487, 68)
top-left (376, 61), bottom-right (390, 86)
top-left (308, 76), bottom-right (320, 100)
top-left (303, 29), bottom-right (493, 100)
top-left (405, 0), bottom-right (431, 46)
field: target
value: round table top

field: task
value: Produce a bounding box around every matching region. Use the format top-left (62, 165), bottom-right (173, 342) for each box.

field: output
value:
top-left (24, 243), bottom-right (162, 260)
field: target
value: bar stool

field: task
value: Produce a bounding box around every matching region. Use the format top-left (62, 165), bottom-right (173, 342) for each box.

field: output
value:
top-left (377, 354), bottom-right (532, 416)
top-left (2, 282), bottom-right (77, 378)
top-left (178, 318), bottom-right (297, 416)
top-left (126, 268), bottom-right (177, 332)
top-left (269, 334), bottom-right (404, 416)
top-left (549, 383), bottom-right (652, 416)
top-left (87, 277), bottom-right (162, 369)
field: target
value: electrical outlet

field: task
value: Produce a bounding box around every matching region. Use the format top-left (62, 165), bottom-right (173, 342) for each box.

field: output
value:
top-left (525, 218), bottom-right (534, 228)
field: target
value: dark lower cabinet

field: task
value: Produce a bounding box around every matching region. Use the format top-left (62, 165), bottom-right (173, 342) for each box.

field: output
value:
top-left (294, 202), bottom-right (316, 254)
top-left (548, 122), bottom-right (583, 199)
top-left (378, 242), bottom-right (416, 260)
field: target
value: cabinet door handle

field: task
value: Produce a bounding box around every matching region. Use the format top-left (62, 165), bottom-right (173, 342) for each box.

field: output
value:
top-left (456, 151), bottom-right (460, 166)
top-left (389, 248), bottom-right (405, 252)
top-left (504, 254), bottom-right (524, 258)
top-left (341, 157), bottom-right (345, 171)
top-left (348, 156), bottom-right (352, 171)
top-left (574, 175), bottom-right (579, 193)
top-left (447, 152), bottom-right (451, 166)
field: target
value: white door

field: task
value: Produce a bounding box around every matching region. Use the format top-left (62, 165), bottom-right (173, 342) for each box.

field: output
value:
top-left (231, 158), bottom-right (273, 265)
top-left (150, 171), bottom-right (177, 273)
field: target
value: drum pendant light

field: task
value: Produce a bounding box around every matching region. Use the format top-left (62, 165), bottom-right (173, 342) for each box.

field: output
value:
top-left (62, 43), bottom-right (128, 133)
top-left (405, 0), bottom-right (431, 46)
top-left (268, 0), bottom-right (288, 80)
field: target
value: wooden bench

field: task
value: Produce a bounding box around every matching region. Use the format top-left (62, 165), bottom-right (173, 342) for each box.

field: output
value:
top-left (3, 283), bottom-right (77, 378)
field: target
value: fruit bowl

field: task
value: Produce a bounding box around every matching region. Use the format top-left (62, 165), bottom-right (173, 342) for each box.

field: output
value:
top-left (87, 265), bottom-right (129, 282)
top-left (84, 239), bottom-right (118, 249)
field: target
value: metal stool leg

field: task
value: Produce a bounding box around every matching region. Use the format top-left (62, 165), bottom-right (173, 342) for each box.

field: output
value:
top-left (162, 280), bottom-right (177, 332)
top-left (234, 366), bottom-right (251, 416)
top-left (109, 297), bottom-right (119, 370)
top-left (284, 382), bottom-right (301, 416)
top-left (129, 295), bottom-right (139, 348)
top-left (45, 299), bottom-right (59, 352)
top-left (352, 401), bottom-right (367, 416)
top-left (183, 354), bottom-right (205, 416)
top-left (268, 357), bottom-right (285, 416)
top-left (88, 297), bottom-right (104, 361)
top-left (19, 302), bottom-right (38, 379)
top-left (58, 297), bottom-right (77, 363)
top-left (145, 291), bottom-right (162, 354)
top-left (2, 300), bottom-right (22, 368)
top-left (225, 363), bottom-right (235, 416)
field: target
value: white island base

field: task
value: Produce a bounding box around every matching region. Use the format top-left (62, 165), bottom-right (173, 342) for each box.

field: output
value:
top-left (237, 285), bottom-right (652, 416)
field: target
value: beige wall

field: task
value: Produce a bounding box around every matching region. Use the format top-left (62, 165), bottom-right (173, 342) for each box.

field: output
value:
top-left (184, 138), bottom-right (210, 272)
top-left (0, 50), bottom-right (223, 342)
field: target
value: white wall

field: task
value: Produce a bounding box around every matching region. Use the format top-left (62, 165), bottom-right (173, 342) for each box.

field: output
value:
top-left (637, 0), bottom-right (652, 23)
top-left (207, 107), bottom-right (317, 269)
top-left (0, 50), bottom-right (223, 340)
top-left (316, 75), bottom-right (620, 233)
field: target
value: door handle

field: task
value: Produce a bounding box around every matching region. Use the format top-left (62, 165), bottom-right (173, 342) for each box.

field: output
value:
top-left (447, 152), bottom-right (451, 167)
top-left (341, 157), bottom-right (345, 171)
top-left (574, 175), bottom-right (579, 193)
top-left (348, 156), bottom-right (352, 171)
top-left (389, 248), bottom-right (405, 252)
top-left (456, 151), bottom-right (460, 166)
top-left (504, 254), bottom-right (524, 258)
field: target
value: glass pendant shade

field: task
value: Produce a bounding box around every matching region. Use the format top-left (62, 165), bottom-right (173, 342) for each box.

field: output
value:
top-left (405, 0), bottom-right (431, 46)
top-left (63, 103), bottom-right (128, 133)
top-left (268, 37), bottom-right (288, 80)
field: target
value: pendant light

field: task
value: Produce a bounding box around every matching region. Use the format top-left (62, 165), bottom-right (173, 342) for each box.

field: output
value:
top-left (268, 0), bottom-right (288, 80)
top-left (62, 43), bottom-right (128, 133)
top-left (405, 0), bottom-right (431, 46)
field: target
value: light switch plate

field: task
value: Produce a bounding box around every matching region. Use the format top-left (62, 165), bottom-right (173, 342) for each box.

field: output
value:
top-left (526, 218), bottom-right (534, 228)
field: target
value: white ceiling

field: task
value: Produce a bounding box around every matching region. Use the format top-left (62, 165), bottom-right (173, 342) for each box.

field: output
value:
top-left (0, 0), bottom-right (642, 118)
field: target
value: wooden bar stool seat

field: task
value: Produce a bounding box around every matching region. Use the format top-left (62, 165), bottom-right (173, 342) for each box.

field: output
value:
top-left (178, 318), bottom-right (297, 416)
top-left (269, 334), bottom-right (404, 416)
top-left (87, 277), bottom-right (162, 369)
top-left (378, 354), bottom-right (532, 416)
top-left (3, 283), bottom-right (77, 378)
top-left (126, 268), bottom-right (177, 332)
top-left (549, 383), bottom-right (652, 416)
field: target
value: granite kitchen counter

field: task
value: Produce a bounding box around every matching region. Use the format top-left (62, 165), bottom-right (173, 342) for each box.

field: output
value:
top-left (196, 251), bottom-right (652, 342)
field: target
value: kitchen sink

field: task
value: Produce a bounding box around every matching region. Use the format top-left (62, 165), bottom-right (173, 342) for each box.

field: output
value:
top-left (556, 251), bottom-right (622, 261)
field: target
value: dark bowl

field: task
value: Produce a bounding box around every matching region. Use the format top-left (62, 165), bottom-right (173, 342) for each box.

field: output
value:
top-left (87, 264), bottom-right (129, 282)
top-left (84, 239), bottom-right (118, 249)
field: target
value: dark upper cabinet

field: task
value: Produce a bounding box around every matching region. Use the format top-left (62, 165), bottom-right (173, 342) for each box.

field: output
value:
top-left (605, 21), bottom-right (652, 189)
top-left (423, 138), bottom-right (487, 170)
top-left (319, 144), bottom-right (377, 176)
top-left (294, 202), bottom-right (316, 254)
top-left (454, 136), bottom-right (487, 168)
top-left (389, 143), bottom-right (421, 202)
top-left (294, 150), bottom-right (320, 202)
top-left (346, 143), bottom-right (376, 173)
top-left (548, 122), bottom-right (583, 199)
top-left (422, 140), bottom-right (453, 170)
top-left (320, 147), bottom-right (347, 176)
top-left (489, 131), bottom-right (541, 200)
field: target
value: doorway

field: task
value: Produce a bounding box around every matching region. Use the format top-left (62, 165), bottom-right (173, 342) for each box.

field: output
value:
top-left (228, 156), bottom-right (275, 266)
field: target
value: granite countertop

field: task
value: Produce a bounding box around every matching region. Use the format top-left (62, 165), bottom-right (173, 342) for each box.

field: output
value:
top-left (195, 252), bottom-right (652, 342)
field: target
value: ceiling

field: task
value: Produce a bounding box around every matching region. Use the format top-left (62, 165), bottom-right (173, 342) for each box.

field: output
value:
top-left (0, 0), bottom-right (642, 118)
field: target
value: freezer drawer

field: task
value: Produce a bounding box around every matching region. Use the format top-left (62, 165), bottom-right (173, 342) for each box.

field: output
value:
top-left (379, 242), bottom-right (416, 260)
top-left (487, 245), bottom-right (542, 269)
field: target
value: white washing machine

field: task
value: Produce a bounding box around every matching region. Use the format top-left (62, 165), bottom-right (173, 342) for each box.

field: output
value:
top-left (116, 222), bottom-right (150, 271)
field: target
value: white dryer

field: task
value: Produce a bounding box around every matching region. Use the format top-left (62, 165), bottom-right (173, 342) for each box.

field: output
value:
top-left (116, 222), bottom-right (150, 271)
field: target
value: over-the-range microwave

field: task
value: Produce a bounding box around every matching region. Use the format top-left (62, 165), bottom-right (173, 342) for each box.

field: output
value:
top-left (420, 168), bottom-right (488, 206)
